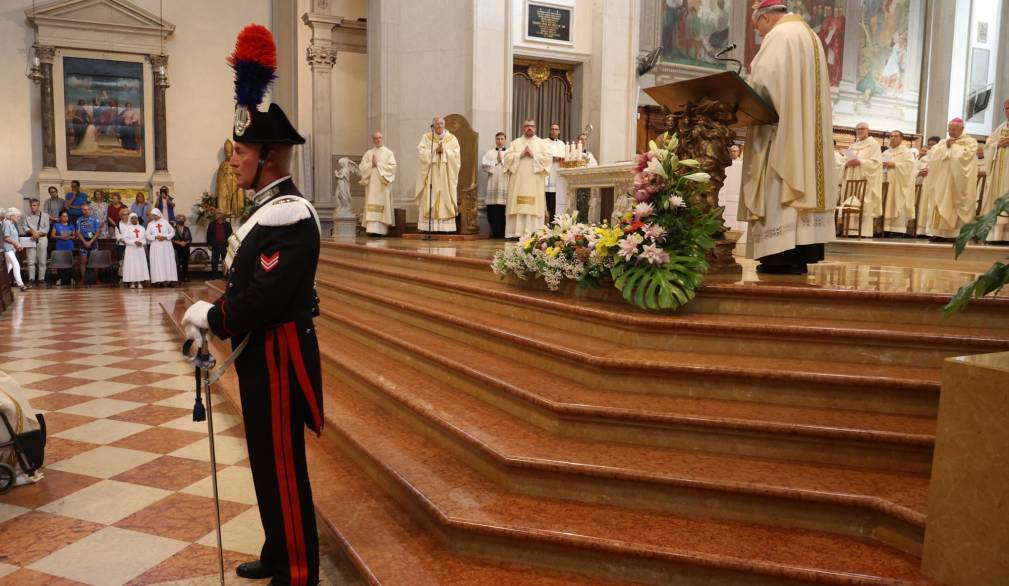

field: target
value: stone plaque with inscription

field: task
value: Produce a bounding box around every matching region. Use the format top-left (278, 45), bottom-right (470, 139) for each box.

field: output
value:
top-left (526, 2), bottom-right (572, 44)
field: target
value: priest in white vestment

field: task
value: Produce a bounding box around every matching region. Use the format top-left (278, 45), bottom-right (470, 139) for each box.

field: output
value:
top-left (544, 123), bottom-right (566, 221)
top-left (576, 133), bottom-right (600, 168)
top-left (146, 207), bottom-right (177, 285)
top-left (923, 118), bottom-right (979, 240)
top-left (738, 0), bottom-right (835, 274)
top-left (481, 132), bottom-right (509, 239)
top-left (882, 130), bottom-right (917, 235)
top-left (414, 117), bottom-right (461, 232)
top-left (979, 99), bottom-right (1009, 242)
top-left (359, 131), bottom-right (397, 236)
top-left (840, 122), bottom-right (883, 237)
top-left (504, 119), bottom-right (553, 238)
top-left (833, 145), bottom-right (846, 207)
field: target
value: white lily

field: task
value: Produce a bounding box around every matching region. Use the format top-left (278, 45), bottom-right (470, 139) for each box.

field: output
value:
top-left (645, 158), bottom-right (667, 179)
top-left (679, 159), bottom-right (701, 168)
top-left (683, 172), bottom-right (710, 183)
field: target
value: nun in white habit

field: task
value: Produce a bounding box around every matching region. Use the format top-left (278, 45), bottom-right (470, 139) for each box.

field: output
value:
top-left (122, 213), bottom-right (149, 288)
top-left (146, 207), bottom-right (177, 286)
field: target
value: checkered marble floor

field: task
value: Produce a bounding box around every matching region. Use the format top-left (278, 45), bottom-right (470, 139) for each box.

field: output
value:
top-left (0, 288), bottom-right (344, 585)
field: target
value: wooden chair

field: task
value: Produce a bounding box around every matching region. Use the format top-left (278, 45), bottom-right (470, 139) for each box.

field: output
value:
top-left (909, 183), bottom-right (923, 237)
top-left (836, 179), bottom-right (868, 237)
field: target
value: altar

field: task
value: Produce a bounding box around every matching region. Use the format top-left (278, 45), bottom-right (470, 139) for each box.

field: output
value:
top-left (557, 162), bottom-right (635, 224)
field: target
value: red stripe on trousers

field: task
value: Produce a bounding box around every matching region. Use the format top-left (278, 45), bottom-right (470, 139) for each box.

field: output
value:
top-left (282, 322), bottom-right (323, 434)
top-left (278, 329), bottom-right (308, 586)
top-left (266, 330), bottom-right (301, 585)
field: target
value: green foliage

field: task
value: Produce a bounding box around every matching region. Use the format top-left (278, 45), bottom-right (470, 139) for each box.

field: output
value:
top-left (942, 192), bottom-right (1009, 317)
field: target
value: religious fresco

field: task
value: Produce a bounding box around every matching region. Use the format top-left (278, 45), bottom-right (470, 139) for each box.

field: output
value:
top-left (855, 0), bottom-right (912, 99)
top-left (63, 57), bottom-right (145, 173)
top-left (744, 0), bottom-right (845, 87)
top-left (661, 0), bottom-right (732, 69)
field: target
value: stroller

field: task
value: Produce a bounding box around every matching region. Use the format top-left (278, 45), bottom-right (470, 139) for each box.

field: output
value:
top-left (0, 371), bottom-right (46, 494)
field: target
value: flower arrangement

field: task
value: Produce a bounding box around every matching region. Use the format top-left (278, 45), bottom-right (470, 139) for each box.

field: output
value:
top-left (492, 133), bottom-right (723, 311)
top-left (192, 191), bottom-right (222, 225)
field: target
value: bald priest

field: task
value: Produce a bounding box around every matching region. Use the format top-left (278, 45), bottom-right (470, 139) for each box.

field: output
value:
top-left (739, 0), bottom-right (835, 274)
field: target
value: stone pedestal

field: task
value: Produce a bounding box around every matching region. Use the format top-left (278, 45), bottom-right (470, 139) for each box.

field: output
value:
top-left (332, 215), bottom-right (357, 239)
top-left (922, 351), bottom-right (1009, 586)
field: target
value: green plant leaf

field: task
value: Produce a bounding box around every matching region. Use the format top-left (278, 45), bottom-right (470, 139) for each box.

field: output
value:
top-left (954, 192), bottom-right (1009, 258)
top-left (942, 262), bottom-right (1009, 318)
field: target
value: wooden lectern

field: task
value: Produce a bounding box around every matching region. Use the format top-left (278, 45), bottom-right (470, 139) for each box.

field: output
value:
top-left (644, 72), bottom-right (777, 274)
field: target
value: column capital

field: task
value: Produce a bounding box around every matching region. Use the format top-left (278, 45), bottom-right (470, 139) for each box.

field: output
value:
top-left (301, 13), bottom-right (367, 54)
top-left (150, 54), bottom-right (170, 88)
top-left (35, 45), bottom-right (56, 64)
top-left (306, 43), bottom-right (337, 69)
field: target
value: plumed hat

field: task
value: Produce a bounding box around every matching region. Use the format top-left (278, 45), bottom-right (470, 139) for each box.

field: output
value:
top-left (228, 24), bottom-right (304, 145)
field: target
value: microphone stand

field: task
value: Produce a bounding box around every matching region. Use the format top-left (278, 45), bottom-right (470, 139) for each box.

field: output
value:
top-left (713, 43), bottom-right (743, 75)
top-left (426, 125), bottom-right (436, 240)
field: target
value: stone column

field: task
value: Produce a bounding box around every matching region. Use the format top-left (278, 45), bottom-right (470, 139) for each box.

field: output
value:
top-left (36, 45), bottom-right (62, 198)
top-left (150, 54), bottom-right (170, 172)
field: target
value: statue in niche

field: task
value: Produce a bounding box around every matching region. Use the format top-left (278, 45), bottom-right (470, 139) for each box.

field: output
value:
top-left (215, 139), bottom-right (245, 217)
top-left (334, 157), bottom-right (359, 215)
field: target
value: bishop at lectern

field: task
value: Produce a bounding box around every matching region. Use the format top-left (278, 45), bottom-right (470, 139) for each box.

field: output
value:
top-left (738, 0), bottom-right (835, 274)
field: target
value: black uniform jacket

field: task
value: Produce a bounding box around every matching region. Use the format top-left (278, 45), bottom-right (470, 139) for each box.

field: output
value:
top-left (206, 177), bottom-right (323, 433)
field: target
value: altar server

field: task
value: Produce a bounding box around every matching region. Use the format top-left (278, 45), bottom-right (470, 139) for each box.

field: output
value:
top-left (882, 130), bottom-right (917, 235)
top-left (481, 132), bottom-right (509, 238)
top-left (739, 0), bottom-right (835, 274)
top-left (544, 123), bottom-right (566, 221)
top-left (979, 99), bottom-right (1009, 242)
top-left (504, 119), bottom-right (553, 238)
top-left (121, 213), bottom-right (149, 288)
top-left (923, 118), bottom-right (978, 240)
top-left (359, 131), bottom-right (397, 236)
top-left (146, 207), bottom-right (177, 286)
top-left (414, 116), bottom-right (461, 232)
top-left (840, 122), bottom-right (883, 237)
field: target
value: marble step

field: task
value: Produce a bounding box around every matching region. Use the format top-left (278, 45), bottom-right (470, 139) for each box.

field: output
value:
top-left (320, 241), bottom-right (1009, 329)
top-left (319, 362), bottom-right (934, 585)
top-left (318, 296), bottom-right (935, 473)
top-left (159, 294), bottom-right (629, 586)
top-left (317, 255), bottom-right (1009, 368)
top-left (316, 277), bottom-right (941, 417)
top-left (311, 318), bottom-right (929, 556)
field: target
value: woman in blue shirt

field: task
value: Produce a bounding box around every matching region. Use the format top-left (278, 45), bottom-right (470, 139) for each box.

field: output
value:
top-left (131, 192), bottom-right (152, 227)
top-left (50, 210), bottom-right (76, 286)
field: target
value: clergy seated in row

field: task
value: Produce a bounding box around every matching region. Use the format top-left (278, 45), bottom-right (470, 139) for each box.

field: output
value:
top-left (504, 119), bottom-right (552, 239)
top-left (415, 117), bottom-right (461, 233)
top-left (881, 130), bottom-right (918, 236)
top-left (482, 132), bottom-right (510, 239)
top-left (921, 118), bottom-right (978, 242)
top-left (979, 98), bottom-right (1009, 243)
top-left (839, 122), bottom-right (883, 237)
top-left (739, 0), bottom-right (835, 274)
top-left (359, 131), bottom-right (397, 237)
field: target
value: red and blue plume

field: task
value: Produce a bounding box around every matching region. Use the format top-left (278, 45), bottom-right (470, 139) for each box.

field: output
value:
top-left (227, 24), bottom-right (277, 109)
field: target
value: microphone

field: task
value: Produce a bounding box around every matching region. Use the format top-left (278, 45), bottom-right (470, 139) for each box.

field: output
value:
top-left (715, 43), bottom-right (737, 58)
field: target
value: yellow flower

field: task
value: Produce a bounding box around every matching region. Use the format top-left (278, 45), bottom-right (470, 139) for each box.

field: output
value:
top-left (523, 239), bottom-right (533, 251)
top-left (545, 246), bottom-right (560, 258)
top-left (622, 212), bottom-right (633, 223)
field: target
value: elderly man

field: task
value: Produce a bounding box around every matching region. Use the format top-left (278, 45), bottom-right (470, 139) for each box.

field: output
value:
top-left (544, 122), bottom-right (566, 221)
top-left (359, 131), bottom-right (397, 237)
top-left (980, 99), bottom-right (1009, 242)
top-left (839, 122), bottom-right (883, 237)
top-left (481, 131), bottom-right (509, 238)
top-left (415, 116), bottom-right (461, 232)
top-left (504, 119), bottom-right (553, 238)
top-left (738, 0), bottom-right (835, 274)
top-left (923, 118), bottom-right (979, 241)
top-left (2, 208), bottom-right (28, 291)
top-left (882, 130), bottom-right (917, 236)
top-left (22, 199), bottom-right (50, 285)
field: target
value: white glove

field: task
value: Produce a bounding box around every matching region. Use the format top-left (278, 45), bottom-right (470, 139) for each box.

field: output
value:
top-left (182, 300), bottom-right (214, 345)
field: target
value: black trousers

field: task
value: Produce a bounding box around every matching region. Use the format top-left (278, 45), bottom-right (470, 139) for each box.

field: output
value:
top-left (486, 204), bottom-right (506, 239)
top-left (757, 243), bottom-right (825, 266)
top-left (175, 245), bottom-right (190, 281)
top-left (545, 192), bottom-right (557, 223)
top-left (211, 245), bottom-right (227, 277)
top-left (236, 326), bottom-right (320, 586)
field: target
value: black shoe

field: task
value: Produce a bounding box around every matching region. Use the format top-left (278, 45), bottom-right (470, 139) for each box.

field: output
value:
top-left (236, 560), bottom-right (272, 580)
top-left (756, 263), bottom-right (807, 275)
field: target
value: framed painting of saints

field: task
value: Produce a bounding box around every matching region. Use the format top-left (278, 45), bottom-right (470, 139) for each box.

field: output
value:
top-left (63, 57), bottom-right (145, 173)
top-left (661, 0), bottom-right (732, 69)
top-left (744, 0), bottom-right (844, 88)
